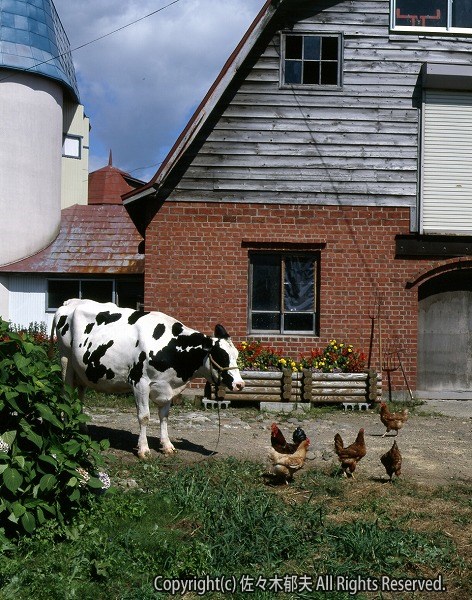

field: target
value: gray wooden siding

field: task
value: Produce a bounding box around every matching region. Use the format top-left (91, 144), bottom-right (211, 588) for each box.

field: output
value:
top-left (168, 0), bottom-right (472, 208)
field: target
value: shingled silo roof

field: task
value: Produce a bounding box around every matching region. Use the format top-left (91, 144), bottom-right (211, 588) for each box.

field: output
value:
top-left (0, 0), bottom-right (79, 101)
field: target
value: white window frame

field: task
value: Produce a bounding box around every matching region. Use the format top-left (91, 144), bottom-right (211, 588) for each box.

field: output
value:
top-left (62, 135), bottom-right (82, 159)
top-left (391, 0), bottom-right (472, 34)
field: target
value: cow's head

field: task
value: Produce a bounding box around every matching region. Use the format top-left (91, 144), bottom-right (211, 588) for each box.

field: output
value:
top-left (207, 324), bottom-right (245, 392)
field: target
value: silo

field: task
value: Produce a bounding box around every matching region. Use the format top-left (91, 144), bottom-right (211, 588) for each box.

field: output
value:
top-left (0, 0), bottom-right (80, 266)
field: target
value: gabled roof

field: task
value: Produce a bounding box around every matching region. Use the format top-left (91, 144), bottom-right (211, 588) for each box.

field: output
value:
top-left (122, 0), bottom-right (281, 234)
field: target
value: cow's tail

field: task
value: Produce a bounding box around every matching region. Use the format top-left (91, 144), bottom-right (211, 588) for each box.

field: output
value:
top-left (48, 314), bottom-right (57, 359)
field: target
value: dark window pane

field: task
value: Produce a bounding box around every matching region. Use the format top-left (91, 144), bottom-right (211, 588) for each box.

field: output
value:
top-left (285, 35), bottom-right (302, 59)
top-left (321, 62), bottom-right (338, 85)
top-left (303, 61), bottom-right (319, 84)
top-left (321, 36), bottom-right (338, 60)
top-left (285, 60), bottom-right (302, 84)
top-left (395, 0), bottom-right (447, 27)
top-left (284, 257), bottom-right (314, 312)
top-left (252, 254), bottom-right (281, 311)
top-left (303, 35), bottom-right (320, 60)
top-left (48, 280), bottom-right (79, 310)
top-left (81, 280), bottom-right (113, 304)
top-left (284, 312), bottom-right (314, 332)
top-left (452, 0), bottom-right (472, 27)
top-left (116, 279), bottom-right (144, 309)
top-left (252, 313), bottom-right (280, 330)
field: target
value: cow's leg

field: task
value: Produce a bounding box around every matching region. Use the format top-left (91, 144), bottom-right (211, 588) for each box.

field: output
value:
top-left (133, 383), bottom-right (152, 459)
top-left (148, 383), bottom-right (175, 455)
top-left (157, 401), bottom-right (175, 455)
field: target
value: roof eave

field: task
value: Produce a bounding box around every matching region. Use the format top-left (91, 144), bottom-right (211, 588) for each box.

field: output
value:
top-left (123, 0), bottom-right (281, 209)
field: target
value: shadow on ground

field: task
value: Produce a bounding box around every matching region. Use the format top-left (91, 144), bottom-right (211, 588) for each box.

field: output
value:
top-left (87, 424), bottom-right (216, 458)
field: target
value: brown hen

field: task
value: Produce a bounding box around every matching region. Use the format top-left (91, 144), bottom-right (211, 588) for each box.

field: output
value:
top-left (379, 402), bottom-right (408, 437)
top-left (268, 439), bottom-right (310, 483)
top-left (380, 440), bottom-right (402, 481)
top-left (270, 423), bottom-right (307, 454)
top-left (334, 428), bottom-right (366, 478)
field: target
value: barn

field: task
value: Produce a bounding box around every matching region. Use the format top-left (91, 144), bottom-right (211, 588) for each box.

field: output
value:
top-left (123, 0), bottom-right (472, 399)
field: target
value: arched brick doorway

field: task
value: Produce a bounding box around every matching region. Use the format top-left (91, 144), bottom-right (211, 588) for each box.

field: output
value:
top-left (418, 268), bottom-right (472, 392)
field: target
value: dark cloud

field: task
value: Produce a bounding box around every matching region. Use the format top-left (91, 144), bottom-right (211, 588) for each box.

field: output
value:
top-left (58, 0), bottom-right (263, 181)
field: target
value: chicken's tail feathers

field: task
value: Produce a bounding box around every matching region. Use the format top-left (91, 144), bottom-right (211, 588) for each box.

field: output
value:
top-left (334, 433), bottom-right (344, 454)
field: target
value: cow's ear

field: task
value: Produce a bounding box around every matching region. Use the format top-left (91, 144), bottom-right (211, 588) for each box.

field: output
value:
top-left (214, 324), bottom-right (230, 339)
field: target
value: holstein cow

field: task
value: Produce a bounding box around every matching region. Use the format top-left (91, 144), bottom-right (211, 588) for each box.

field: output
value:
top-left (50, 299), bottom-right (245, 457)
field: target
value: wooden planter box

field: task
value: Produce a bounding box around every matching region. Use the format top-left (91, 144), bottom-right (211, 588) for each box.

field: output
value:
top-left (218, 369), bottom-right (381, 404)
top-left (217, 369), bottom-right (303, 403)
top-left (302, 370), bottom-right (381, 404)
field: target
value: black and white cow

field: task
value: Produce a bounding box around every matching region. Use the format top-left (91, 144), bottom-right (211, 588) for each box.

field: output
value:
top-left (50, 299), bottom-right (244, 457)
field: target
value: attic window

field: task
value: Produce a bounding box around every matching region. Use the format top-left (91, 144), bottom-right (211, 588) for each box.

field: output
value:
top-left (281, 33), bottom-right (341, 87)
top-left (392, 0), bottom-right (472, 31)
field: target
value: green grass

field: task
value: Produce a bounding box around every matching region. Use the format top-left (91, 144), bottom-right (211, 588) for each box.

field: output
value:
top-left (0, 458), bottom-right (470, 600)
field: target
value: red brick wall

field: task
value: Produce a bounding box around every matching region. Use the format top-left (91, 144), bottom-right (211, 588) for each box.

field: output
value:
top-left (144, 202), bottom-right (454, 392)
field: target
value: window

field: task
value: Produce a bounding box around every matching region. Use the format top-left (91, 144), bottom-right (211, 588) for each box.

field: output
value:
top-left (392, 0), bottom-right (472, 31)
top-left (249, 253), bottom-right (319, 334)
top-left (47, 278), bottom-right (144, 311)
top-left (281, 33), bottom-right (341, 87)
top-left (62, 135), bottom-right (81, 158)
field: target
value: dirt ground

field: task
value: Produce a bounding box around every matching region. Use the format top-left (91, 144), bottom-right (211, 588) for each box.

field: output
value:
top-left (86, 398), bottom-right (472, 486)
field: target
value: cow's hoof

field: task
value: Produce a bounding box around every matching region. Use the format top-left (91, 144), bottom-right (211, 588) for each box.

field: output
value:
top-left (137, 449), bottom-right (151, 460)
top-left (162, 446), bottom-right (176, 455)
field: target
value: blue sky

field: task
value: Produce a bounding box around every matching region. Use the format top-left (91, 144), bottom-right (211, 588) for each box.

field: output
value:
top-left (57, 0), bottom-right (264, 181)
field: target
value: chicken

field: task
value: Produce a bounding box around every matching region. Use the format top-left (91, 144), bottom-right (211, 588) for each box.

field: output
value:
top-left (334, 428), bottom-right (366, 478)
top-left (270, 423), bottom-right (307, 454)
top-left (268, 439), bottom-right (310, 483)
top-left (379, 402), bottom-right (408, 437)
top-left (380, 440), bottom-right (402, 481)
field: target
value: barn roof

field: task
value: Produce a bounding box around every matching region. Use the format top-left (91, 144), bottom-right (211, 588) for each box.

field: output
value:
top-left (0, 156), bottom-right (144, 274)
top-left (88, 151), bottom-right (144, 205)
top-left (122, 0), bottom-right (279, 235)
top-left (0, 204), bottom-right (144, 274)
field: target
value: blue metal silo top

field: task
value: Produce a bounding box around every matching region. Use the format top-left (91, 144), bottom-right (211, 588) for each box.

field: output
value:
top-left (0, 0), bottom-right (79, 101)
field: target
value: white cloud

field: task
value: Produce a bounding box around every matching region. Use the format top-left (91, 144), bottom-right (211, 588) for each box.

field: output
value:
top-left (57, 0), bottom-right (264, 180)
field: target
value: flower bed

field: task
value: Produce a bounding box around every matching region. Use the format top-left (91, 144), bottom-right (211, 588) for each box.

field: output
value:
top-left (216, 340), bottom-right (381, 405)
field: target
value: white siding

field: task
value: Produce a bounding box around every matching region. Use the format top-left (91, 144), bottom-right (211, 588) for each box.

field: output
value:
top-left (422, 90), bottom-right (472, 233)
top-left (8, 276), bottom-right (53, 329)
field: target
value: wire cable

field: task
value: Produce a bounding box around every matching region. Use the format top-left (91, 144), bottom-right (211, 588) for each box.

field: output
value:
top-left (0, 0), bottom-right (184, 84)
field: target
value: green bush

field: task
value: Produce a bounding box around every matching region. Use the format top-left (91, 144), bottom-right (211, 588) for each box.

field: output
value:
top-left (0, 318), bottom-right (109, 538)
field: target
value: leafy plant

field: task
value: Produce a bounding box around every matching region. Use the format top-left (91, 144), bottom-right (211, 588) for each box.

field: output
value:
top-left (237, 339), bottom-right (366, 372)
top-left (8, 321), bottom-right (50, 353)
top-left (0, 318), bottom-right (109, 537)
top-left (237, 340), bottom-right (294, 371)
top-left (299, 339), bottom-right (366, 372)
